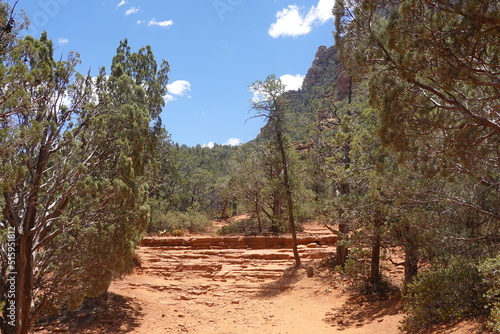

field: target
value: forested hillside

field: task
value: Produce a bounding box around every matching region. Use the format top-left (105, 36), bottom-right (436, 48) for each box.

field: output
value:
top-left (1, 1), bottom-right (499, 333)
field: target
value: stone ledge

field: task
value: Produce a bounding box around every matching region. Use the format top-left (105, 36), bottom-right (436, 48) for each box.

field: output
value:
top-left (141, 235), bottom-right (337, 249)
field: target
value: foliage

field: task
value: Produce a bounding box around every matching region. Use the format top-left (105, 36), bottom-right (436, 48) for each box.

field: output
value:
top-left (334, 0), bottom-right (500, 237)
top-left (401, 256), bottom-right (488, 332)
top-left (218, 217), bottom-right (269, 236)
top-left (150, 141), bottom-right (240, 219)
top-left (0, 4), bottom-right (169, 332)
top-left (339, 247), bottom-right (397, 300)
top-left (148, 209), bottom-right (212, 235)
top-left (333, 0), bottom-right (499, 324)
top-left (477, 255), bottom-right (500, 332)
top-left (250, 74), bottom-right (302, 267)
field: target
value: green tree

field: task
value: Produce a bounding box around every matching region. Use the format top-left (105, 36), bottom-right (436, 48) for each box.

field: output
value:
top-left (228, 148), bottom-right (266, 231)
top-left (250, 74), bottom-right (301, 268)
top-left (0, 10), bottom-right (169, 332)
top-left (334, 0), bottom-right (499, 230)
top-left (334, 0), bottom-right (499, 327)
top-left (307, 83), bottom-right (391, 286)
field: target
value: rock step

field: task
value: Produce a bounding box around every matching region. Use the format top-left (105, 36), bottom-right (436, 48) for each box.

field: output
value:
top-left (141, 235), bottom-right (337, 249)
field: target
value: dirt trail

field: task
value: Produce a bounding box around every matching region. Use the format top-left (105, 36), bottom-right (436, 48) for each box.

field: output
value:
top-left (106, 223), bottom-right (405, 334)
top-left (33, 223), bottom-right (488, 334)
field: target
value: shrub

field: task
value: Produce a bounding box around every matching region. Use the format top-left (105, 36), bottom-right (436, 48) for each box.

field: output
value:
top-left (337, 247), bottom-right (397, 299)
top-left (217, 216), bottom-right (302, 236)
top-left (477, 255), bottom-right (500, 332)
top-left (341, 247), bottom-right (372, 289)
top-left (401, 256), bottom-right (488, 333)
top-left (218, 218), bottom-right (266, 236)
top-left (147, 210), bottom-right (212, 235)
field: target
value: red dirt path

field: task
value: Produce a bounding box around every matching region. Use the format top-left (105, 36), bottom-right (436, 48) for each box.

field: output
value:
top-left (33, 222), bottom-right (489, 334)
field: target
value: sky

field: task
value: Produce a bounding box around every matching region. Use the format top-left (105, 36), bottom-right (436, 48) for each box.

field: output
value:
top-left (17, 0), bottom-right (336, 147)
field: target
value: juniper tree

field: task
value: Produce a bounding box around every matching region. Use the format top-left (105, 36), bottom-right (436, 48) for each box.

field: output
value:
top-left (0, 7), bottom-right (169, 333)
top-left (334, 0), bottom-right (500, 281)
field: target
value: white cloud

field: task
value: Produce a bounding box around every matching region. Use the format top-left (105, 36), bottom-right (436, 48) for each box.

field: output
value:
top-left (268, 0), bottom-right (335, 38)
top-left (202, 138), bottom-right (242, 149)
top-left (202, 142), bottom-right (215, 149)
top-left (148, 18), bottom-right (174, 27)
top-left (163, 94), bottom-right (176, 103)
top-left (167, 80), bottom-right (191, 96)
top-left (314, 0), bottom-right (336, 23)
top-left (125, 6), bottom-right (140, 15)
top-left (269, 5), bottom-right (312, 38)
top-left (58, 37), bottom-right (69, 45)
top-left (224, 138), bottom-right (242, 146)
top-left (164, 80), bottom-right (191, 104)
top-left (280, 74), bottom-right (304, 91)
top-left (117, 0), bottom-right (127, 7)
top-left (137, 20), bottom-right (144, 25)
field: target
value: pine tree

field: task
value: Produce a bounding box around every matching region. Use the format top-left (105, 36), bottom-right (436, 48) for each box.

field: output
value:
top-left (250, 75), bottom-right (301, 268)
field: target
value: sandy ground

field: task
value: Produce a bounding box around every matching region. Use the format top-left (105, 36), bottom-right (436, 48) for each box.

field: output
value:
top-left (107, 269), bottom-right (404, 334)
top-left (33, 222), bottom-right (490, 334)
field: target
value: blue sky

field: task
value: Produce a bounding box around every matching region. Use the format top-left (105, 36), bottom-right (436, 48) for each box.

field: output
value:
top-left (18, 0), bottom-right (336, 147)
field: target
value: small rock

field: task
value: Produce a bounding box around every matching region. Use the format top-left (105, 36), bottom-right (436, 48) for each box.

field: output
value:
top-left (101, 319), bottom-right (115, 324)
top-left (231, 299), bottom-right (240, 305)
top-left (377, 318), bottom-right (384, 323)
top-left (76, 313), bottom-right (87, 318)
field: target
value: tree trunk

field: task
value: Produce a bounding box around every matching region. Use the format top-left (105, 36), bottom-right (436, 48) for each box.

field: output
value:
top-left (348, 76), bottom-right (352, 104)
top-left (404, 246), bottom-right (418, 283)
top-left (403, 224), bottom-right (418, 283)
top-left (255, 198), bottom-right (262, 234)
top-left (276, 132), bottom-right (301, 268)
top-left (336, 222), bottom-right (349, 267)
top-left (7, 234), bottom-right (35, 334)
top-left (270, 191), bottom-right (282, 233)
top-left (336, 141), bottom-right (351, 268)
top-left (5, 139), bottom-right (50, 334)
top-left (369, 217), bottom-right (383, 286)
top-left (221, 199), bottom-right (229, 219)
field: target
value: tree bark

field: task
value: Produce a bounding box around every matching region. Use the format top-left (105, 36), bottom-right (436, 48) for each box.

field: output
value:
top-left (276, 131), bottom-right (301, 268)
top-left (221, 199), bottom-right (229, 219)
top-left (335, 222), bottom-right (349, 267)
top-left (255, 198), bottom-right (262, 234)
top-left (15, 234), bottom-right (35, 334)
top-left (369, 216), bottom-right (384, 286)
top-left (404, 246), bottom-right (419, 283)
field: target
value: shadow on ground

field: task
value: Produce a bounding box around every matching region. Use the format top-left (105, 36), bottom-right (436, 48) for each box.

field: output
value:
top-left (255, 266), bottom-right (304, 298)
top-left (324, 293), bottom-right (403, 329)
top-left (418, 317), bottom-right (491, 334)
top-left (34, 292), bottom-right (144, 334)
